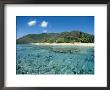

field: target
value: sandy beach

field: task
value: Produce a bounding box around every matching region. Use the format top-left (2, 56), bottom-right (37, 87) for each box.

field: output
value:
top-left (30, 43), bottom-right (94, 47)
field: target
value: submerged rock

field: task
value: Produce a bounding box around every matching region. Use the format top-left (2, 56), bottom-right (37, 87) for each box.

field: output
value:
top-left (16, 44), bottom-right (94, 74)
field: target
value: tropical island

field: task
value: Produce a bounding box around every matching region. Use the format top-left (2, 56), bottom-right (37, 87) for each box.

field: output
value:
top-left (16, 16), bottom-right (94, 75)
top-left (16, 31), bottom-right (94, 45)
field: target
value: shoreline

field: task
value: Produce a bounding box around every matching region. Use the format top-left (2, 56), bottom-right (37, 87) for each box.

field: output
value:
top-left (30, 43), bottom-right (94, 47)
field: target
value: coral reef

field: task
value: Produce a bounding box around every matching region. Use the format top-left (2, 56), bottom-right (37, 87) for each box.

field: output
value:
top-left (16, 44), bottom-right (94, 74)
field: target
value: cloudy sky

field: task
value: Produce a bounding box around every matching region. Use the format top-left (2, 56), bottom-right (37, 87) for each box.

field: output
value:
top-left (16, 16), bottom-right (94, 39)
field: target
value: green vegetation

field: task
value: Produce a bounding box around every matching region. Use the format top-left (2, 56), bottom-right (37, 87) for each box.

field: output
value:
top-left (16, 31), bottom-right (94, 44)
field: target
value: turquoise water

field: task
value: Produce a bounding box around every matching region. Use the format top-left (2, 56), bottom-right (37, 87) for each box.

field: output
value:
top-left (16, 44), bottom-right (94, 74)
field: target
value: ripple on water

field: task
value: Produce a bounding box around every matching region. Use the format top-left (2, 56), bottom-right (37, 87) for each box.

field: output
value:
top-left (16, 44), bottom-right (94, 74)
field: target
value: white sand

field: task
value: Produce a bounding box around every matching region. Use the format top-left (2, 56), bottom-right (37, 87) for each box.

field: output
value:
top-left (30, 43), bottom-right (94, 47)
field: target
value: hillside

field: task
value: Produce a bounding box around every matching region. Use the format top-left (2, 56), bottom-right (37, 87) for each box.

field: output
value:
top-left (16, 31), bottom-right (94, 44)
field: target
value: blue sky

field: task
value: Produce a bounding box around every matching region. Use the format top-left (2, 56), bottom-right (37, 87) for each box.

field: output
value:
top-left (16, 16), bottom-right (94, 39)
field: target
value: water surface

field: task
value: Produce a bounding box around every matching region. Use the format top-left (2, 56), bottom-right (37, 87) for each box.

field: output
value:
top-left (16, 44), bottom-right (94, 74)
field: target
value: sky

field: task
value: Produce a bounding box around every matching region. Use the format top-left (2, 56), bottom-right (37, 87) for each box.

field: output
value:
top-left (16, 16), bottom-right (94, 39)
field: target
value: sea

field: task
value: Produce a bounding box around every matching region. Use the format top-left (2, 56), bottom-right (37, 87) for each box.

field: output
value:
top-left (16, 44), bottom-right (94, 74)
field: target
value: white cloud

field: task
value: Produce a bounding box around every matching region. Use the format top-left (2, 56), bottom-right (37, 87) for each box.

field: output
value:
top-left (41, 21), bottom-right (48, 28)
top-left (28, 20), bottom-right (36, 27)
top-left (43, 30), bottom-right (47, 33)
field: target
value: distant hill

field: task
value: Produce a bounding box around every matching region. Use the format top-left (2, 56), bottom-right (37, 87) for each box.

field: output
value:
top-left (16, 31), bottom-right (94, 44)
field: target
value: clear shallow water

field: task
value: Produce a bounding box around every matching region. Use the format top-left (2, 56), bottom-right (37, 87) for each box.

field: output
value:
top-left (16, 44), bottom-right (94, 74)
